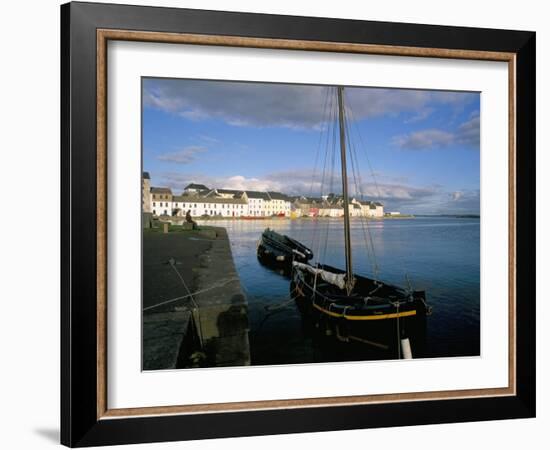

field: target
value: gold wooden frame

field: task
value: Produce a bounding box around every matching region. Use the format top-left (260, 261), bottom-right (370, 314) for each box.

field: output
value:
top-left (96, 29), bottom-right (516, 420)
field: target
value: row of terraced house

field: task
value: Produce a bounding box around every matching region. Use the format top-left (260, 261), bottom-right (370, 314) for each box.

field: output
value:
top-left (142, 173), bottom-right (384, 218)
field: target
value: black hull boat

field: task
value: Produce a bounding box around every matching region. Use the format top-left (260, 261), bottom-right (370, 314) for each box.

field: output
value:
top-left (291, 262), bottom-right (430, 358)
top-left (286, 86), bottom-right (431, 359)
top-left (257, 228), bottom-right (313, 273)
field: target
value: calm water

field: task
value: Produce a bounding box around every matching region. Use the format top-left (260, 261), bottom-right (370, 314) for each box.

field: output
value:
top-left (208, 217), bottom-right (480, 365)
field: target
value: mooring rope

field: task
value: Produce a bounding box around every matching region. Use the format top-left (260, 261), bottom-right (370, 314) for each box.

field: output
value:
top-left (263, 285), bottom-right (300, 312)
top-left (167, 258), bottom-right (206, 346)
top-left (143, 274), bottom-right (239, 312)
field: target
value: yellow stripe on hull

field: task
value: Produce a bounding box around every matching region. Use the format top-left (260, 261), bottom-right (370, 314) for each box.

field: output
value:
top-left (313, 302), bottom-right (417, 321)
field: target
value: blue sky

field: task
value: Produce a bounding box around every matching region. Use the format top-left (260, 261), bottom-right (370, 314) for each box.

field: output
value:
top-left (143, 78), bottom-right (480, 214)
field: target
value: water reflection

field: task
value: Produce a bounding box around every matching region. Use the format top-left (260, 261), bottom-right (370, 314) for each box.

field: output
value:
top-left (200, 217), bottom-right (480, 364)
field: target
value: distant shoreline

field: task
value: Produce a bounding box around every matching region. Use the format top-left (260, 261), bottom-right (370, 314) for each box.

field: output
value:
top-left (154, 214), bottom-right (480, 224)
top-left (415, 214), bottom-right (480, 219)
top-left (155, 214), bottom-right (415, 222)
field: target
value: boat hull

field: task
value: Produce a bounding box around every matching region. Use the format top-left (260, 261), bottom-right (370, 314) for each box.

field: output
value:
top-left (291, 263), bottom-right (429, 358)
top-left (257, 228), bottom-right (313, 274)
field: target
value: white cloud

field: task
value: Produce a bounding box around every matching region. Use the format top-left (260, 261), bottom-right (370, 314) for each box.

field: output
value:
top-left (156, 146), bottom-right (207, 164)
top-left (456, 114), bottom-right (480, 147)
top-left (404, 107), bottom-right (434, 123)
top-left (150, 170), bottom-right (478, 214)
top-left (143, 79), bottom-right (477, 129)
top-left (393, 112), bottom-right (480, 150)
top-left (451, 191), bottom-right (464, 201)
top-left (154, 169), bottom-right (439, 204)
top-left (393, 129), bottom-right (455, 149)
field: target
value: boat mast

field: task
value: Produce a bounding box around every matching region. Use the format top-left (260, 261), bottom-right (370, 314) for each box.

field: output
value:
top-left (337, 86), bottom-right (354, 294)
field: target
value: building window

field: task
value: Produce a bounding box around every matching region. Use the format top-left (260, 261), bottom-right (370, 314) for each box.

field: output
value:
top-left (153, 210), bottom-right (156, 215)
top-left (163, 210), bottom-right (167, 215)
top-left (153, 202), bottom-right (156, 207)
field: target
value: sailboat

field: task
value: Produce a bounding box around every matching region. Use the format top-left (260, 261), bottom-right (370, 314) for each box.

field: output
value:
top-left (290, 87), bottom-right (431, 359)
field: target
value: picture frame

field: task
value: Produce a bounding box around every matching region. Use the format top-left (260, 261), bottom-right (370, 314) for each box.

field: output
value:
top-left (60, 1), bottom-right (535, 447)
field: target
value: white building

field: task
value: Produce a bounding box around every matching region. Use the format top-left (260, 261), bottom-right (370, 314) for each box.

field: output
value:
top-left (266, 192), bottom-right (292, 216)
top-left (142, 174), bottom-right (383, 219)
top-left (351, 203), bottom-right (363, 217)
top-left (319, 205), bottom-right (344, 217)
top-left (245, 191), bottom-right (270, 217)
top-left (353, 200), bottom-right (384, 218)
top-left (371, 202), bottom-right (384, 217)
top-left (150, 187), bottom-right (172, 216)
top-left (173, 194), bottom-right (249, 217)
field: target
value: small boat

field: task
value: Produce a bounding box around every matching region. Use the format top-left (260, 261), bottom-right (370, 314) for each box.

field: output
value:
top-left (257, 228), bottom-right (313, 272)
top-left (291, 86), bottom-right (431, 359)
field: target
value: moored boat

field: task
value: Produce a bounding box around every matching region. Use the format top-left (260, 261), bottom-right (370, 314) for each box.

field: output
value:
top-left (257, 228), bottom-right (313, 272)
top-left (290, 86), bottom-right (431, 359)
top-left (291, 262), bottom-right (430, 357)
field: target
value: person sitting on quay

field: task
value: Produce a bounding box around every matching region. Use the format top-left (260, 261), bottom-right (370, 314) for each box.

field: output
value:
top-left (186, 210), bottom-right (198, 230)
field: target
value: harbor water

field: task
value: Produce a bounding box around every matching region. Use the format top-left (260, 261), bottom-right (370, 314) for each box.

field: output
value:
top-left (208, 217), bottom-right (480, 365)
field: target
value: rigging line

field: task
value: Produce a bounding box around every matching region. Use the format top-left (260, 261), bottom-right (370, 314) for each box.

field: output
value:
top-left (304, 86), bottom-right (331, 244)
top-left (345, 93), bottom-right (383, 202)
top-left (323, 91), bottom-right (338, 261)
top-left (307, 86), bottom-right (331, 199)
top-left (310, 87), bottom-right (335, 254)
top-left (346, 92), bottom-right (412, 282)
top-left (346, 128), bottom-right (377, 276)
top-left (343, 97), bottom-right (379, 277)
top-left (347, 118), bottom-right (379, 276)
top-left (312, 88), bottom-right (335, 299)
top-left (320, 87), bottom-right (338, 266)
top-left (313, 87), bottom-right (336, 264)
top-left (345, 92), bottom-right (382, 270)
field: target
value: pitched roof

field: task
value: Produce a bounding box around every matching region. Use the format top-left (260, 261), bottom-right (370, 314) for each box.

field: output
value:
top-left (203, 189), bottom-right (222, 198)
top-left (150, 187), bottom-right (172, 194)
top-left (245, 191), bottom-right (271, 200)
top-left (216, 188), bottom-right (248, 199)
top-left (306, 197), bottom-right (326, 204)
top-left (267, 191), bottom-right (292, 201)
top-left (142, 171), bottom-right (150, 179)
top-left (173, 194), bottom-right (246, 204)
top-left (184, 183), bottom-right (209, 190)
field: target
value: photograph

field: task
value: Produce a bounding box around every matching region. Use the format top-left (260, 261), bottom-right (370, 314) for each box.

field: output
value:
top-left (141, 78), bottom-right (481, 370)
top-left (55, 1), bottom-right (537, 446)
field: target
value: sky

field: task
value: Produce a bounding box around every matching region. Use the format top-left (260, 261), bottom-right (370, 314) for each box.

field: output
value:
top-left (142, 78), bottom-right (480, 215)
